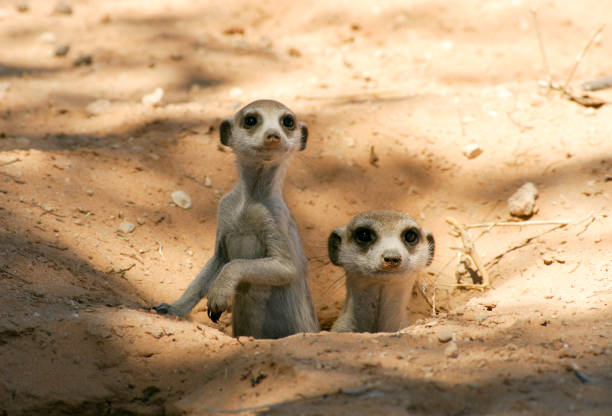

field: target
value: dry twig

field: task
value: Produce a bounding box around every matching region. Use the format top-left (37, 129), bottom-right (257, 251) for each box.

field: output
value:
top-left (446, 217), bottom-right (491, 288)
top-left (465, 219), bottom-right (571, 230)
top-left (531, 10), bottom-right (607, 108)
top-left (0, 158), bottom-right (21, 167)
top-left (531, 7), bottom-right (552, 92)
top-left (564, 24), bottom-right (606, 91)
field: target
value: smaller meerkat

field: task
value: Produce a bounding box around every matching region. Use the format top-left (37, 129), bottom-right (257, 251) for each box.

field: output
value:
top-left (328, 211), bottom-right (434, 333)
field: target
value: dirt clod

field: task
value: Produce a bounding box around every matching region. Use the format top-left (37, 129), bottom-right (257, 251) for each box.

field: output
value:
top-left (437, 329), bottom-right (453, 343)
top-left (508, 182), bottom-right (538, 218)
top-left (54, 44), bottom-right (70, 57)
top-left (171, 190), bottom-right (192, 209)
top-left (462, 143), bottom-right (483, 159)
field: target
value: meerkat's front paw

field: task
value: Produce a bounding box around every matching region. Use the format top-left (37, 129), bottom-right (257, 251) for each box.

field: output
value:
top-left (206, 282), bottom-right (233, 322)
top-left (152, 302), bottom-right (172, 314)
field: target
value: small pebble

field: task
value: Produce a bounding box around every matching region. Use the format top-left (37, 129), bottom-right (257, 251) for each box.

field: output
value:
top-left (437, 329), bottom-right (453, 343)
top-left (542, 254), bottom-right (554, 265)
top-left (16, 2), bottom-right (29, 12)
top-left (54, 44), bottom-right (70, 57)
top-left (39, 32), bottom-right (57, 43)
top-left (85, 99), bottom-right (111, 116)
top-left (558, 346), bottom-right (578, 359)
top-left (475, 312), bottom-right (488, 324)
top-left (229, 87), bottom-right (243, 97)
top-left (204, 176), bottom-right (212, 187)
top-left (54, 2), bottom-right (72, 15)
top-left (136, 217), bottom-right (145, 225)
top-left (171, 190), bottom-right (192, 209)
top-left (142, 88), bottom-right (164, 106)
top-left (462, 143), bottom-right (483, 159)
top-left (508, 182), bottom-right (538, 218)
top-left (445, 342), bottom-right (459, 358)
top-left (118, 221), bottom-right (135, 233)
top-left (86, 189), bottom-right (94, 196)
top-left (74, 54), bottom-right (93, 66)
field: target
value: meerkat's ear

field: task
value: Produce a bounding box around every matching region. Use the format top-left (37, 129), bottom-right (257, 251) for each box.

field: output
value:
top-left (220, 119), bottom-right (233, 146)
top-left (425, 231), bottom-right (435, 266)
top-left (299, 123), bottom-right (308, 151)
top-left (328, 228), bottom-right (344, 266)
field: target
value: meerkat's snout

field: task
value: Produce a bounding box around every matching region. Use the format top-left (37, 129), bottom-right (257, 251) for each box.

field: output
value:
top-left (263, 128), bottom-right (282, 148)
top-left (381, 250), bottom-right (402, 269)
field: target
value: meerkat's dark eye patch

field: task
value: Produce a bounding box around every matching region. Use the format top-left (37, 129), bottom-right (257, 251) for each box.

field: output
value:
top-left (243, 114), bottom-right (258, 129)
top-left (281, 114), bottom-right (295, 130)
top-left (403, 228), bottom-right (420, 245)
top-left (353, 227), bottom-right (376, 245)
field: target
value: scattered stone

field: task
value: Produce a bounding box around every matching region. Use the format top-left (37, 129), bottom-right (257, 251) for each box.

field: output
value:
top-left (542, 254), bottom-right (554, 265)
top-left (223, 26), bottom-right (244, 35)
top-left (74, 54), bottom-right (93, 66)
top-left (54, 44), bottom-right (70, 57)
top-left (54, 2), bottom-right (72, 15)
top-left (86, 189), bottom-right (94, 196)
top-left (437, 329), bottom-right (453, 343)
top-left (582, 76), bottom-right (612, 92)
top-left (558, 345), bottom-right (578, 359)
top-left (136, 217), bottom-right (145, 225)
top-left (171, 190), bottom-right (192, 209)
top-left (39, 32), bottom-right (57, 44)
top-left (229, 87), bottom-right (243, 97)
top-left (462, 143), bottom-right (483, 159)
top-left (85, 99), bottom-right (111, 116)
top-left (508, 182), bottom-right (538, 218)
top-left (118, 221), bottom-right (135, 233)
top-left (142, 88), bottom-right (164, 106)
top-left (445, 342), bottom-right (459, 358)
top-left (16, 2), bottom-right (29, 12)
top-left (288, 47), bottom-right (302, 57)
top-left (204, 176), bottom-right (212, 187)
top-left (475, 312), bottom-right (488, 324)
top-left (605, 174), bottom-right (612, 182)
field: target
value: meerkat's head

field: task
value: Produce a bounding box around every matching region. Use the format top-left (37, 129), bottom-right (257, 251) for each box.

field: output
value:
top-left (328, 211), bottom-right (434, 280)
top-left (219, 100), bottom-right (308, 164)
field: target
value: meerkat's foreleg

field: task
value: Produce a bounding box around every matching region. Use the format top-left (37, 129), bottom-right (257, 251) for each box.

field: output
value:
top-left (153, 254), bottom-right (224, 318)
top-left (206, 218), bottom-right (297, 316)
top-left (206, 256), bottom-right (297, 316)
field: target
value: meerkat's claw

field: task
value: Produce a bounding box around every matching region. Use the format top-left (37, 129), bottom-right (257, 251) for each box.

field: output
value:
top-left (207, 308), bottom-right (223, 323)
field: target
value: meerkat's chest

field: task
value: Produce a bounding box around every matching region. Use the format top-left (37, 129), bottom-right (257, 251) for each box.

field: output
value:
top-left (225, 232), bottom-right (265, 260)
top-left (223, 208), bottom-right (269, 260)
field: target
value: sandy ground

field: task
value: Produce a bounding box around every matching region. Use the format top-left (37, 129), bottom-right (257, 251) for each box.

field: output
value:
top-left (0, 0), bottom-right (611, 414)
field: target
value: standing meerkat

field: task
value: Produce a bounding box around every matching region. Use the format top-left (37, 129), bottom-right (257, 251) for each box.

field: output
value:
top-left (154, 100), bottom-right (319, 339)
top-left (328, 211), bottom-right (434, 333)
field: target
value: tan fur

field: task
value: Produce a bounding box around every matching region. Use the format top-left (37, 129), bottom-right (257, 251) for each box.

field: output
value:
top-left (154, 100), bottom-right (319, 339)
top-left (328, 211), bottom-right (434, 333)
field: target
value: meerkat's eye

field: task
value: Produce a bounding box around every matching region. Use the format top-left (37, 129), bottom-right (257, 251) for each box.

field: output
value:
top-left (243, 114), bottom-right (258, 129)
top-left (282, 115), bottom-right (295, 130)
top-left (354, 227), bottom-right (375, 244)
top-left (403, 228), bottom-right (420, 245)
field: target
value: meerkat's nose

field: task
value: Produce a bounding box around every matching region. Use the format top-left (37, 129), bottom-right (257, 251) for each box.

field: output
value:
top-left (264, 129), bottom-right (281, 146)
top-left (381, 250), bottom-right (402, 269)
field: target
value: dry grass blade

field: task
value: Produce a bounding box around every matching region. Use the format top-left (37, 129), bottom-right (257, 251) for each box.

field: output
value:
top-left (446, 216), bottom-right (491, 288)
